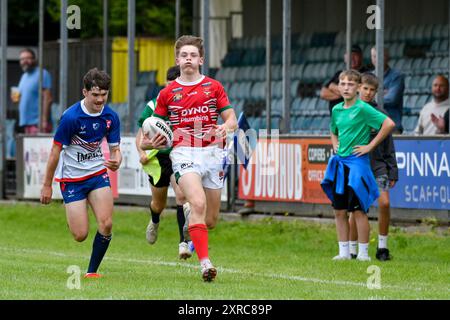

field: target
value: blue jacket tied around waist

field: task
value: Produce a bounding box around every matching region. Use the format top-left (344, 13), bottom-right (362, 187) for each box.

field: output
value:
top-left (321, 154), bottom-right (380, 213)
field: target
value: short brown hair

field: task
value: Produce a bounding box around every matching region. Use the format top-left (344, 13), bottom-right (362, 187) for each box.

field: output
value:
top-left (83, 68), bottom-right (111, 91)
top-left (166, 65), bottom-right (180, 81)
top-left (361, 73), bottom-right (379, 89)
top-left (175, 35), bottom-right (204, 57)
top-left (20, 48), bottom-right (36, 59)
top-left (339, 69), bottom-right (361, 83)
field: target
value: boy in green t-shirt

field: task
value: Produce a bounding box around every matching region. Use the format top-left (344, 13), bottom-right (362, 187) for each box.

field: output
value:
top-left (324, 70), bottom-right (395, 261)
top-left (135, 66), bottom-right (193, 260)
top-left (348, 73), bottom-right (398, 261)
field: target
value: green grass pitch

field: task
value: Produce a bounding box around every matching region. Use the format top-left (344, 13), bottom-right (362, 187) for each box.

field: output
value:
top-left (0, 202), bottom-right (448, 299)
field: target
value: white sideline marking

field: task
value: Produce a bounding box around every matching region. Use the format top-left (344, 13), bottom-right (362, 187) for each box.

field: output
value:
top-left (0, 246), bottom-right (431, 292)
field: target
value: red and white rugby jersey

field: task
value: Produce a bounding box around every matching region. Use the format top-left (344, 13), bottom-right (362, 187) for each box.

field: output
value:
top-left (154, 75), bottom-right (232, 148)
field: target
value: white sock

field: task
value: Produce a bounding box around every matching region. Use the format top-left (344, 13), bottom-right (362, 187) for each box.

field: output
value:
top-left (378, 235), bottom-right (388, 249)
top-left (200, 258), bottom-right (212, 268)
top-left (358, 243), bottom-right (369, 258)
top-left (338, 241), bottom-right (350, 257)
top-left (349, 241), bottom-right (358, 255)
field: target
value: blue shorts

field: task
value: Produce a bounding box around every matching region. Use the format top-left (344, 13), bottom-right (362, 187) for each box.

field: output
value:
top-left (60, 173), bottom-right (111, 204)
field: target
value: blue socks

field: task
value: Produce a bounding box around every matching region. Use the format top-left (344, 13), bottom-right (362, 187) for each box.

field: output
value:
top-left (87, 231), bottom-right (112, 273)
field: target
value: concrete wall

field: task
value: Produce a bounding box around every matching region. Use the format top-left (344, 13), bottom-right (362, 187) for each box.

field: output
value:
top-left (243, 0), bottom-right (449, 36)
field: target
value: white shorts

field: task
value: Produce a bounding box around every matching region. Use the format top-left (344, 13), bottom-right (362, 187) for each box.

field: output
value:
top-left (170, 146), bottom-right (226, 189)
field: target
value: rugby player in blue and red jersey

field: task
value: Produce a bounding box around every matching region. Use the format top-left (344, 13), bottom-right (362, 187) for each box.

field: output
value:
top-left (40, 68), bottom-right (121, 278)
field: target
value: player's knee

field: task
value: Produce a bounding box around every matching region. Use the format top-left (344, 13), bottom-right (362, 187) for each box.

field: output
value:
top-left (73, 231), bottom-right (88, 242)
top-left (190, 199), bottom-right (206, 217)
top-left (379, 197), bottom-right (390, 209)
top-left (206, 216), bottom-right (218, 229)
top-left (98, 219), bottom-right (113, 235)
top-left (150, 201), bottom-right (166, 214)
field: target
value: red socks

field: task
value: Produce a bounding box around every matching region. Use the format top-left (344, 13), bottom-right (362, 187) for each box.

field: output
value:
top-left (188, 224), bottom-right (209, 261)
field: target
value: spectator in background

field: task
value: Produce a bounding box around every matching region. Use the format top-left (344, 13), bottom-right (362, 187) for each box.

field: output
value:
top-left (320, 45), bottom-right (371, 115)
top-left (414, 75), bottom-right (449, 135)
top-left (370, 47), bottom-right (405, 134)
top-left (11, 48), bottom-right (53, 134)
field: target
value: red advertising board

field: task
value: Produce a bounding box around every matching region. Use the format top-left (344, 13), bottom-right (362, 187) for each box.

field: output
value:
top-left (239, 138), bottom-right (303, 202)
top-left (239, 137), bottom-right (332, 204)
top-left (301, 139), bottom-right (333, 204)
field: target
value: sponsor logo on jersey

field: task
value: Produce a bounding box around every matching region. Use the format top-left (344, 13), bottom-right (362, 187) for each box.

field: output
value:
top-left (172, 87), bottom-right (183, 93)
top-left (79, 125), bottom-right (86, 134)
top-left (180, 161), bottom-right (194, 170)
top-left (173, 93), bottom-right (183, 102)
top-left (106, 120), bottom-right (112, 129)
top-left (77, 150), bottom-right (103, 162)
top-left (204, 90), bottom-right (211, 97)
top-left (93, 123), bottom-right (100, 130)
top-left (201, 82), bottom-right (212, 87)
top-left (181, 106), bottom-right (210, 117)
top-left (187, 91), bottom-right (198, 96)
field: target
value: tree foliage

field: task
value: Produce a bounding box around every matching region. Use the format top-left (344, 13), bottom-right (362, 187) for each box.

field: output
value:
top-left (45, 0), bottom-right (192, 39)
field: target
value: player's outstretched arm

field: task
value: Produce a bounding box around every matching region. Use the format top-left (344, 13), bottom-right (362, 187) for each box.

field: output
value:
top-left (104, 146), bottom-right (122, 171)
top-left (40, 143), bottom-right (62, 204)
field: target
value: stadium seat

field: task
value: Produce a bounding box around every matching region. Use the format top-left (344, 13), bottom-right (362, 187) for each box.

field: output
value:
top-left (440, 24), bottom-right (449, 39)
top-left (250, 81), bottom-right (264, 101)
top-left (418, 75), bottom-right (431, 93)
top-left (271, 99), bottom-right (283, 116)
top-left (417, 94), bottom-right (430, 108)
top-left (272, 65), bottom-right (282, 81)
top-left (439, 39), bottom-right (449, 53)
top-left (423, 25), bottom-right (434, 40)
top-left (291, 97), bottom-right (302, 115)
top-left (291, 80), bottom-right (300, 97)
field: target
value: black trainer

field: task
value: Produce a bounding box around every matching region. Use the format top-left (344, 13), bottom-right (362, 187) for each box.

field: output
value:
top-left (376, 248), bottom-right (392, 261)
top-left (350, 254), bottom-right (357, 259)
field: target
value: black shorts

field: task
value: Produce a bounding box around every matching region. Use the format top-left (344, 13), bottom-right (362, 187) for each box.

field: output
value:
top-left (148, 153), bottom-right (173, 188)
top-left (331, 164), bottom-right (364, 213)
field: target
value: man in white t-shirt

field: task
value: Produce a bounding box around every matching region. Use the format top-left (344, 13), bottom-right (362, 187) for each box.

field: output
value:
top-left (415, 75), bottom-right (449, 135)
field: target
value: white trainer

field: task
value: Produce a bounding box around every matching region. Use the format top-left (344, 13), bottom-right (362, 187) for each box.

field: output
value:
top-left (182, 203), bottom-right (191, 242)
top-left (201, 259), bottom-right (217, 282)
top-left (146, 221), bottom-right (159, 244)
top-left (356, 255), bottom-right (372, 261)
top-left (332, 255), bottom-right (351, 260)
top-left (178, 242), bottom-right (192, 260)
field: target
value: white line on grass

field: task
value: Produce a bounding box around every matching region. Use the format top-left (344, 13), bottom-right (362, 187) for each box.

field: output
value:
top-left (0, 246), bottom-right (435, 293)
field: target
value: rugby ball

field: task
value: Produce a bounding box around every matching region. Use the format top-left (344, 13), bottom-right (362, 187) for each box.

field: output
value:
top-left (142, 116), bottom-right (173, 148)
